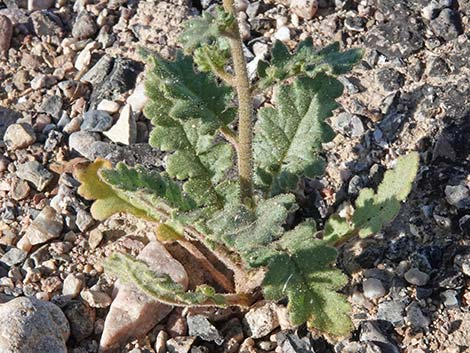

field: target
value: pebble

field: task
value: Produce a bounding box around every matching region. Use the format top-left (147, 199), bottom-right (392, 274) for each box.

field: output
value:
top-left (244, 302), bottom-right (280, 338)
top-left (72, 11), bottom-right (98, 40)
top-left (68, 131), bottom-right (100, 158)
top-left (187, 315), bottom-right (224, 345)
top-left (0, 15), bottom-right (13, 58)
top-left (10, 177), bottom-right (31, 200)
top-left (289, 0), bottom-right (318, 20)
top-left (1, 247), bottom-right (28, 266)
top-left (30, 74), bottom-right (57, 90)
top-left (441, 289), bottom-right (459, 307)
top-left (363, 278), bottom-right (386, 299)
top-left (4, 123), bottom-right (36, 150)
top-left (155, 330), bottom-right (169, 353)
top-left (24, 206), bottom-right (63, 246)
top-left (103, 104), bottom-right (136, 145)
top-left (28, 0), bottom-right (55, 11)
top-left (430, 8), bottom-right (463, 41)
top-left (334, 112), bottom-right (365, 137)
top-left (406, 302), bottom-right (430, 330)
top-left (75, 209), bottom-right (94, 232)
top-left (100, 241), bottom-right (188, 351)
top-left (127, 84), bottom-right (148, 113)
top-left (63, 300), bottom-right (96, 342)
top-left (30, 11), bottom-right (63, 38)
top-left (405, 267), bottom-right (430, 286)
top-left (359, 321), bottom-right (400, 353)
top-left (62, 273), bottom-right (84, 298)
top-left (16, 160), bottom-right (54, 191)
top-left (377, 300), bottom-right (406, 326)
top-left (0, 297), bottom-right (69, 353)
top-left (81, 110), bottom-right (114, 132)
top-left (40, 95), bottom-right (63, 119)
top-left (166, 336), bottom-right (196, 353)
top-left (445, 185), bottom-right (470, 209)
top-left (88, 228), bottom-right (103, 249)
top-left (97, 99), bottom-right (120, 114)
top-left (80, 289), bottom-right (112, 308)
top-left (273, 26), bottom-right (291, 42)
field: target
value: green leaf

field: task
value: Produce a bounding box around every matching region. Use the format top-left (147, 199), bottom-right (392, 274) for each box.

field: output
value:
top-left (352, 152), bottom-right (419, 237)
top-left (145, 53), bottom-right (235, 134)
top-left (257, 39), bottom-right (363, 89)
top-left (74, 160), bottom-right (196, 222)
top-left (144, 54), bottom-right (237, 208)
top-left (323, 152), bottom-right (420, 243)
top-left (179, 6), bottom-right (235, 54)
top-left (207, 194), bottom-right (298, 267)
top-left (254, 74), bottom-right (341, 195)
top-left (263, 222), bottom-right (352, 336)
top-left (193, 39), bottom-right (231, 73)
top-left (105, 253), bottom-right (238, 307)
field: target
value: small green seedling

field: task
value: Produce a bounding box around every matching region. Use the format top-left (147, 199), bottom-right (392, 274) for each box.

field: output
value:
top-left (75, 0), bottom-right (419, 338)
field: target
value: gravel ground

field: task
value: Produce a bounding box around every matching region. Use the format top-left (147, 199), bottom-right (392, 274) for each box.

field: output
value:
top-left (0, 0), bottom-right (469, 352)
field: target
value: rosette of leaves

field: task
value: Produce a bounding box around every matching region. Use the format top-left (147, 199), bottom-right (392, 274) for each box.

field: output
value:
top-left (75, 2), bottom-right (420, 339)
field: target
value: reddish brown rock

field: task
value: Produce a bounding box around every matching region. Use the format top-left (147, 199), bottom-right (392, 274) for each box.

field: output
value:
top-left (99, 241), bottom-right (188, 352)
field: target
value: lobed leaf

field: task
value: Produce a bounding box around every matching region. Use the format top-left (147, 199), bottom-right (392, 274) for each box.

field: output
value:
top-left (207, 194), bottom-right (298, 267)
top-left (179, 6), bottom-right (235, 54)
top-left (257, 39), bottom-right (363, 89)
top-left (253, 74), bottom-right (341, 196)
top-left (105, 253), bottom-right (234, 307)
top-left (75, 159), bottom-right (196, 222)
top-left (144, 54), bottom-right (238, 208)
top-left (263, 221), bottom-right (352, 336)
top-left (324, 152), bottom-right (420, 242)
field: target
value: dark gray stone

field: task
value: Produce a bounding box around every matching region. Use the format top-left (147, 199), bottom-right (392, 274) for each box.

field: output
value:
top-left (63, 300), bottom-right (96, 342)
top-left (377, 300), bottom-right (406, 326)
top-left (0, 106), bottom-right (21, 141)
top-left (360, 321), bottom-right (400, 353)
top-left (81, 110), bottom-right (113, 132)
top-left (187, 315), bottom-right (223, 345)
top-left (1, 248), bottom-right (27, 266)
top-left (406, 302), bottom-right (430, 330)
top-left (376, 68), bottom-right (405, 91)
top-left (40, 95), bottom-right (63, 119)
top-left (89, 58), bottom-right (144, 108)
top-left (430, 8), bottom-right (463, 41)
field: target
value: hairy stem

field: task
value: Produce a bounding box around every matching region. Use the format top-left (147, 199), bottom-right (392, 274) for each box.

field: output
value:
top-left (223, 0), bottom-right (254, 206)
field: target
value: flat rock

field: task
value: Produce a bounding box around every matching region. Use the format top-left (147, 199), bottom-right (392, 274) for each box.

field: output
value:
top-left (68, 131), bottom-right (101, 159)
top-left (81, 110), bottom-right (113, 132)
top-left (103, 104), bottom-right (137, 145)
top-left (16, 160), bottom-right (54, 191)
top-left (100, 241), bottom-right (189, 351)
top-left (24, 206), bottom-right (63, 246)
top-left (0, 297), bottom-right (69, 353)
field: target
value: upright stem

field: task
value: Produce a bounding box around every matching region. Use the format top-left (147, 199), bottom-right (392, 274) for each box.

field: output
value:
top-left (223, 0), bottom-right (253, 205)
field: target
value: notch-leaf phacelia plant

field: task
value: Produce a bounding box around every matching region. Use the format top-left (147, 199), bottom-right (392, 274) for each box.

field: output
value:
top-left (75, 0), bottom-right (419, 338)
